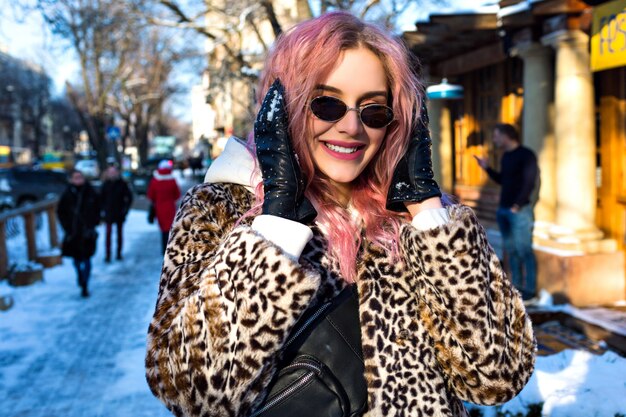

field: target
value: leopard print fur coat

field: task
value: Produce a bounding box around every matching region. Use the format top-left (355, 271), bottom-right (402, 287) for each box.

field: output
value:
top-left (146, 182), bottom-right (535, 417)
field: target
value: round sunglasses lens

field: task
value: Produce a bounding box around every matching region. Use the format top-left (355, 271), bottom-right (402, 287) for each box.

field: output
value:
top-left (310, 96), bottom-right (347, 122)
top-left (360, 105), bottom-right (393, 128)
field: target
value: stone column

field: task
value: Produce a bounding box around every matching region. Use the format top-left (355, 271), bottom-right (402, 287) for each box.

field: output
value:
top-left (513, 42), bottom-right (556, 224)
top-left (427, 100), bottom-right (454, 193)
top-left (542, 30), bottom-right (601, 239)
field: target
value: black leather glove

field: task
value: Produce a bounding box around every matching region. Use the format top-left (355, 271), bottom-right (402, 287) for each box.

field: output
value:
top-left (254, 79), bottom-right (317, 223)
top-left (386, 99), bottom-right (442, 212)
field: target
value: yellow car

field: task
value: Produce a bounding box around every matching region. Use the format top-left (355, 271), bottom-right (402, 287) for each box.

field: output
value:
top-left (0, 146), bottom-right (14, 169)
top-left (41, 152), bottom-right (73, 171)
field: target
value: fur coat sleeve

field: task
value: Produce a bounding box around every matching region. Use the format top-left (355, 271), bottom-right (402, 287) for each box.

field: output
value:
top-left (398, 205), bottom-right (536, 405)
top-left (145, 183), bottom-right (322, 417)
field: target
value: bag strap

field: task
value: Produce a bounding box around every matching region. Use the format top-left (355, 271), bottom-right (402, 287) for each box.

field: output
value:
top-left (281, 284), bottom-right (364, 365)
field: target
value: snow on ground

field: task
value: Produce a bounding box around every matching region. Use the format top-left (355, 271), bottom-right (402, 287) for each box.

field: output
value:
top-left (0, 207), bottom-right (625, 416)
top-left (469, 349), bottom-right (626, 416)
top-left (0, 209), bottom-right (171, 417)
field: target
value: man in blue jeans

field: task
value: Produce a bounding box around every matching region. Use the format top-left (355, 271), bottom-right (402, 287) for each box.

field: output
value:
top-left (475, 124), bottom-right (539, 300)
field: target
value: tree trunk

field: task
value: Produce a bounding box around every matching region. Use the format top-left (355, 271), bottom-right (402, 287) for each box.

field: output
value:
top-left (296, 0), bottom-right (312, 19)
top-left (89, 115), bottom-right (109, 171)
top-left (138, 126), bottom-right (149, 166)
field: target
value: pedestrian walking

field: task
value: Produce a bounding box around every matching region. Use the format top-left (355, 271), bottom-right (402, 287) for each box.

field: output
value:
top-left (188, 152), bottom-right (204, 179)
top-left (57, 169), bottom-right (101, 297)
top-left (474, 123), bottom-right (539, 300)
top-left (100, 165), bottom-right (133, 262)
top-left (146, 159), bottom-right (180, 254)
top-left (146, 12), bottom-right (535, 417)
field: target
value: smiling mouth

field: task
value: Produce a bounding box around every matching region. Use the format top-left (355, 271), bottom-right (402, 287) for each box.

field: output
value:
top-left (323, 142), bottom-right (365, 154)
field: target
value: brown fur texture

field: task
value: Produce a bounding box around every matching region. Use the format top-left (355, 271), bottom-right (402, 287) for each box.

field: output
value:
top-left (146, 183), bottom-right (536, 417)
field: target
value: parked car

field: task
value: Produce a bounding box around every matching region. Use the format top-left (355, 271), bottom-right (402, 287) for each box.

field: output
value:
top-left (40, 151), bottom-right (74, 171)
top-left (0, 146), bottom-right (14, 169)
top-left (74, 159), bottom-right (100, 180)
top-left (0, 167), bottom-right (68, 206)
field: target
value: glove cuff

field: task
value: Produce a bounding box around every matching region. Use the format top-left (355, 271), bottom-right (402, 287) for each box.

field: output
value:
top-left (386, 186), bottom-right (442, 213)
top-left (262, 195), bottom-right (317, 224)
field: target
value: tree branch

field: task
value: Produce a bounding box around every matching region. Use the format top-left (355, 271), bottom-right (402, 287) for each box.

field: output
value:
top-left (362, 0), bottom-right (382, 18)
top-left (157, 0), bottom-right (248, 70)
top-left (260, 1), bottom-right (282, 37)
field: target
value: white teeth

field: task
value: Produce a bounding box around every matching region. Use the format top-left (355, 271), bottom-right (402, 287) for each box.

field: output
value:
top-left (325, 143), bottom-right (360, 154)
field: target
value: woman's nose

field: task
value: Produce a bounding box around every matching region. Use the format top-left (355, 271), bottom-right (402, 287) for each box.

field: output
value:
top-left (335, 108), bottom-right (363, 136)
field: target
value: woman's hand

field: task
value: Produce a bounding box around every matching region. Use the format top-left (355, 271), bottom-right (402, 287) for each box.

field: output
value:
top-left (254, 79), bottom-right (317, 224)
top-left (386, 99), bottom-right (442, 214)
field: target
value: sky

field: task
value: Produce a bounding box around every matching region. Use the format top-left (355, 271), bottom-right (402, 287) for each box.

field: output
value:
top-left (0, 0), bottom-right (489, 121)
top-left (0, 2), bottom-right (78, 95)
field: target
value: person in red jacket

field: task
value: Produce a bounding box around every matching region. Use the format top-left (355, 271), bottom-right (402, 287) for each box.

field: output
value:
top-left (147, 159), bottom-right (181, 253)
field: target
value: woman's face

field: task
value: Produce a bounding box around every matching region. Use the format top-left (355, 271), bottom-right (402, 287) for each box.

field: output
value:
top-left (309, 47), bottom-right (389, 193)
top-left (70, 171), bottom-right (85, 186)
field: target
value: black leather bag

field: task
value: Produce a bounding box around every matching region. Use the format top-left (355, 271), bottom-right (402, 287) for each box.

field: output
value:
top-left (251, 285), bottom-right (367, 417)
top-left (147, 203), bottom-right (156, 224)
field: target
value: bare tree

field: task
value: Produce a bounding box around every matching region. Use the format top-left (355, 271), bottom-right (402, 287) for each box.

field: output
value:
top-left (36, 0), bottom-right (141, 169)
top-left (147, 0), bottom-right (307, 136)
top-left (35, 0), bottom-right (197, 168)
top-left (109, 27), bottom-right (187, 164)
top-left (147, 0), bottom-right (446, 137)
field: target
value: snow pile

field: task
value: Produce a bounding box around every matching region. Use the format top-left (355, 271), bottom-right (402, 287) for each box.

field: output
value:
top-left (467, 289), bottom-right (626, 416)
top-left (11, 261), bottom-right (44, 272)
top-left (512, 350), bottom-right (625, 416)
top-left (469, 349), bottom-right (626, 417)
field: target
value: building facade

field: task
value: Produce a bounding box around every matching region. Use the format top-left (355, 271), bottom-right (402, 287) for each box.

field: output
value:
top-left (404, 0), bottom-right (626, 306)
top-left (0, 49), bottom-right (52, 160)
top-left (190, 0), bottom-right (312, 159)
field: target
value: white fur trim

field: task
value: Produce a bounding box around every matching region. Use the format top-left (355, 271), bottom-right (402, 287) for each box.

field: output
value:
top-left (251, 215), bottom-right (313, 260)
top-left (204, 137), bottom-right (261, 192)
top-left (411, 207), bottom-right (450, 230)
top-left (153, 171), bottom-right (175, 180)
top-left (158, 160), bottom-right (173, 170)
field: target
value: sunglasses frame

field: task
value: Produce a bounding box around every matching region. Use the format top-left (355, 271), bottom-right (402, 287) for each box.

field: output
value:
top-left (309, 95), bottom-right (395, 129)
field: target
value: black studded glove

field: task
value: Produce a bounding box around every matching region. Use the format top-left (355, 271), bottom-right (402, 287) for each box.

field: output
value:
top-left (386, 99), bottom-right (442, 212)
top-left (254, 79), bottom-right (317, 224)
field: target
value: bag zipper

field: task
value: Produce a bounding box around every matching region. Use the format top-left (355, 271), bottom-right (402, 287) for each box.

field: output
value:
top-left (284, 302), bottom-right (332, 348)
top-left (250, 359), bottom-right (322, 417)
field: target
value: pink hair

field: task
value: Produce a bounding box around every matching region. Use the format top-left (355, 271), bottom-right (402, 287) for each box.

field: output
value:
top-left (248, 11), bottom-right (424, 282)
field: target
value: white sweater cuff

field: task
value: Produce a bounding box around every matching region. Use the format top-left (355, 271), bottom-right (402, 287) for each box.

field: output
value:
top-left (251, 215), bottom-right (314, 259)
top-left (411, 207), bottom-right (450, 231)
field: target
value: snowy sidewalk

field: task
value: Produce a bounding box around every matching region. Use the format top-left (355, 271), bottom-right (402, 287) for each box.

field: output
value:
top-left (0, 210), bottom-right (171, 417)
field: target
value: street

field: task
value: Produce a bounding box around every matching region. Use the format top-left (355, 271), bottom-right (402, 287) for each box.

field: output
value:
top-left (0, 210), bottom-right (171, 417)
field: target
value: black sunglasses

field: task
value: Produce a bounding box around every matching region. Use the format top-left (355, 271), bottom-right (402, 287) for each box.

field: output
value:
top-left (309, 96), bottom-right (394, 129)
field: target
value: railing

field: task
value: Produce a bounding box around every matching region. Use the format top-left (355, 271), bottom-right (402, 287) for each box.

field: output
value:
top-left (0, 197), bottom-right (60, 278)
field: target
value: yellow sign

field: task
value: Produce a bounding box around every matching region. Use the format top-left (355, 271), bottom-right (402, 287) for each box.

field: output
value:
top-left (591, 0), bottom-right (626, 72)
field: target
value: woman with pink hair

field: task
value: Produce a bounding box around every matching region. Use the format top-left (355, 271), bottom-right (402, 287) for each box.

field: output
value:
top-left (146, 11), bottom-right (535, 417)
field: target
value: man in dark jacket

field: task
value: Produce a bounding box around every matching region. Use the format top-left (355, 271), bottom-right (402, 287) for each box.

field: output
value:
top-left (100, 165), bottom-right (133, 262)
top-left (474, 123), bottom-right (539, 300)
top-left (57, 169), bottom-right (101, 297)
